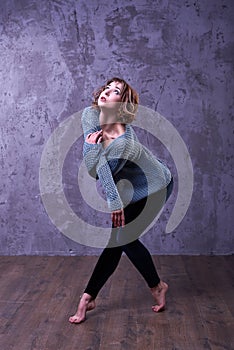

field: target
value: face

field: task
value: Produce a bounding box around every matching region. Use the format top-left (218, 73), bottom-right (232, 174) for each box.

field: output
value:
top-left (98, 81), bottom-right (124, 110)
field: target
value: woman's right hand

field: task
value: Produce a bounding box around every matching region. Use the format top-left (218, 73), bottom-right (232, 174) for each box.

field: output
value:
top-left (85, 130), bottom-right (103, 144)
top-left (111, 209), bottom-right (125, 228)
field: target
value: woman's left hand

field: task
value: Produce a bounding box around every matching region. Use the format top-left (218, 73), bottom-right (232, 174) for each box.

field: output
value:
top-left (111, 209), bottom-right (125, 227)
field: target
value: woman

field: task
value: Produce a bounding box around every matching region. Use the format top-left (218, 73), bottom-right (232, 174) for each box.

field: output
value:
top-left (69, 77), bottom-right (173, 324)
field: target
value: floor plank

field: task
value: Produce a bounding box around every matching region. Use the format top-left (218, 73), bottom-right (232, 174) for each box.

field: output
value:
top-left (0, 255), bottom-right (233, 350)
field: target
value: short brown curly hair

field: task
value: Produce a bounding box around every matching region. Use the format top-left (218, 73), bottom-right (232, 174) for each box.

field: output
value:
top-left (92, 77), bottom-right (139, 124)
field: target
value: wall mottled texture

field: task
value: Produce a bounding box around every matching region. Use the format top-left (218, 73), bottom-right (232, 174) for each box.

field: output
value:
top-left (0, 0), bottom-right (233, 255)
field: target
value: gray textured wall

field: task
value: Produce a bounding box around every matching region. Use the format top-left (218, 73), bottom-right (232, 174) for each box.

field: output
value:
top-left (0, 0), bottom-right (233, 255)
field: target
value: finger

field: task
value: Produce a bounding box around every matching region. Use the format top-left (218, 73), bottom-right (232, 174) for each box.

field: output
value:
top-left (114, 213), bottom-right (119, 228)
top-left (119, 213), bottom-right (122, 227)
top-left (119, 213), bottom-right (123, 227)
top-left (96, 133), bottom-right (103, 143)
top-left (111, 213), bottom-right (116, 227)
top-left (116, 214), bottom-right (120, 227)
top-left (94, 131), bottom-right (103, 143)
top-left (85, 133), bottom-right (95, 143)
top-left (86, 131), bottom-right (101, 139)
top-left (121, 211), bottom-right (125, 227)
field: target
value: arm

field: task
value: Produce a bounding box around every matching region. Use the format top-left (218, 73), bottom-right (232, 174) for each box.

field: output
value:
top-left (96, 153), bottom-right (125, 227)
top-left (81, 107), bottom-right (103, 178)
top-left (96, 153), bottom-right (124, 211)
top-left (81, 106), bottom-right (100, 138)
top-left (81, 107), bottom-right (125, 226)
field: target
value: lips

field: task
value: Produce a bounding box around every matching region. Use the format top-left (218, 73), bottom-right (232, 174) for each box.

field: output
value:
top-left (100, 96), bottom-right (106, 102)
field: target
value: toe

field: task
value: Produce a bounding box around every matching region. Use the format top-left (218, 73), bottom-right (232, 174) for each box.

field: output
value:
top-left (69, 315), bottom-right (86, 324)
top-left (69, 316), bottom-right (77, 323)
top-left (152, 305), bottom-right (165, 313)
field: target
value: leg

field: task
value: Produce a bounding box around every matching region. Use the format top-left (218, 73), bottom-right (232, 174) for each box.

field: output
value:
top-left (84, 245), bottom-right (123, 298)
top-left (123, 239), bottom-right (168, 312)
top-left (123, 240), bottom-right (160, 287)
top-left (69, 180), bottom-right (173, 323)
top-left (118, 184), bottom-right (173, 312)
top-left (69, 246), bottom-right (122, 324)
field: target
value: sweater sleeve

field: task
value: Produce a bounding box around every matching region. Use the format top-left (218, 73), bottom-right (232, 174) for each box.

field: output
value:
top-left (81, 106), bottom-right (100, 137)
top-left (96, 153), bottom-right (123, 211)
top-left (95, 127), bottom-right (143, 211)
top-left (81, 107), bottom-right (103, 178)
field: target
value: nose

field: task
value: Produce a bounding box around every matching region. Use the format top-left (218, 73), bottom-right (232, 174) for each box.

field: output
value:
top-left (104, 89), bottom-right (110, 96)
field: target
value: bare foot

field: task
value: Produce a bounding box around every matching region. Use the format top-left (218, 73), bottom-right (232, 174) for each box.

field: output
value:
top-left (69, 293), bottom-right (96, 324)
top-left (151, 281), bottom-right (168, 312)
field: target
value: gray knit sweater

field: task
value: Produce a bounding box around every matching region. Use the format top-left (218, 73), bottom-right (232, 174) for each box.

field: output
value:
top-left (82, 106), bottom-right (171, 211)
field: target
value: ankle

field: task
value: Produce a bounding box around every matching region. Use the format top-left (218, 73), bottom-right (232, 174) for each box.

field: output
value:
top-left (81, 293), bottom-right (92, 302)
top-left (151, 282), bottom-right (161, 291)
top-left (151, 281), bottom-right (167, 292)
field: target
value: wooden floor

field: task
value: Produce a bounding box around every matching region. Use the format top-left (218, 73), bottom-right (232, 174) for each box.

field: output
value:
top-left (0, 255), bottom-right (233, 350)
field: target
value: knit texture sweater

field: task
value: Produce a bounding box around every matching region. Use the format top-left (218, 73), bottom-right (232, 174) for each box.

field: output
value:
top-left (82, 106), bottom-right (172, 211)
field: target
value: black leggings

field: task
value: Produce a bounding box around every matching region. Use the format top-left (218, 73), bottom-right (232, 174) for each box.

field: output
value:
top-left (84, 179), bottom-right (173, 299)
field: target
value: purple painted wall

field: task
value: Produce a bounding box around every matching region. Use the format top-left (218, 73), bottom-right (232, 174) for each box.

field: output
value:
top-left (0, 0), bottom-right (233, 255)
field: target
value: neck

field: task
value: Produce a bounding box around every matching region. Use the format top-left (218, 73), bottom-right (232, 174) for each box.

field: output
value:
top-left (99, 109), bottom-right (116, 126)
top-left (99, 110), bottom-right (125, 136)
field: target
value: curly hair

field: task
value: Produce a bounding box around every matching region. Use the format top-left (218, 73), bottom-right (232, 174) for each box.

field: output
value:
top-left (92, 77), bottom-right (139, 124)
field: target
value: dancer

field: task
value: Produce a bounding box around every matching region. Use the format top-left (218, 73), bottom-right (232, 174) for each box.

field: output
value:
top-left (69, 77), bottom-right (173, 324)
